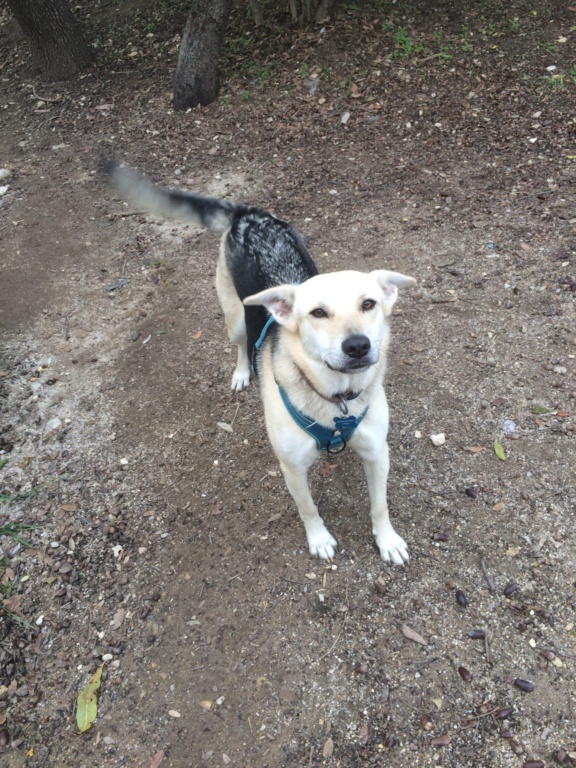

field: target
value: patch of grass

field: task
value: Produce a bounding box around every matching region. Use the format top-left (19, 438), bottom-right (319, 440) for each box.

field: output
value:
top-left (0, 523), bottom-right (34, 598)
top-left (0, 522), bottom-right (34, 547)
top-left (540, 66), bottom-right (576, 91)
top-left (391, 27), bottom-right (426, 60)
top-left (0, 487), bottom-right (39, 504)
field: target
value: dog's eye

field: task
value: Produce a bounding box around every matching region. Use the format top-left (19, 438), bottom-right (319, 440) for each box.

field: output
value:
top-left (361, 299), bottom-right (376, 312)
top-left (310, 308), bottom-right (327, 319)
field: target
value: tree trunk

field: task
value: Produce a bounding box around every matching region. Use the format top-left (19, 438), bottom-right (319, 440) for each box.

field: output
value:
top-left (248, 0), bottom-right (264, 25)
top-left (6, 0), bottom-right (94, 81)
top-left (173, 0), bottom-right (233, 111)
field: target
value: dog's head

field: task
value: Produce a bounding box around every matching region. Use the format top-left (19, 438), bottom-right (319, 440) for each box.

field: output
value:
top-left (244, 270), bottom-right (416, 374)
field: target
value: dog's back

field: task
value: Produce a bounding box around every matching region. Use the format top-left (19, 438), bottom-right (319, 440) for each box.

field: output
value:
top-left (101, 159), bottom-right (318, 355)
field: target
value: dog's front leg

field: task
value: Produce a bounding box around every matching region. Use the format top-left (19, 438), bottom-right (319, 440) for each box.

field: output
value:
top-left (279, 459), bottom-right (337, 560)
top-left (360, 442), bottom-right (409, 565)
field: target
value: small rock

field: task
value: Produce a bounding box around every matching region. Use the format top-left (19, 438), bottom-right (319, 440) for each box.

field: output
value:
top-left (458, 666), bottom-right (473, 682)
top-left (45, 417), bottom-right (62, 432)
top-left (514, 678), bottom-right (535, 692)
top-left (430, 432), bottom-right (446, 446)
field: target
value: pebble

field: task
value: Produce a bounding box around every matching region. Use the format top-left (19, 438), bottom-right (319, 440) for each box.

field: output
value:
top-left (514, 678), bottom-right (535, 692)
top-left (458, 666), bottom-right (473, 682)
top-left (455, 589), bottom-right (468, 608)
top-left (430, 432), bottom-right (446, 446)
top-left (0, 168), bottom-right (11, 181)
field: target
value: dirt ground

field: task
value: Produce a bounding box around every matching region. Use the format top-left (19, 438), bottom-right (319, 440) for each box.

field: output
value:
top-left (1, 1), bottom-right (575, 766)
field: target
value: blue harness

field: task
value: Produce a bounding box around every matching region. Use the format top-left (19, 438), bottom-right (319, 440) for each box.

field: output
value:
top-left (253, 316), bottom-right (368, 453)
top-left (278, 385), bottom-right (368, 453)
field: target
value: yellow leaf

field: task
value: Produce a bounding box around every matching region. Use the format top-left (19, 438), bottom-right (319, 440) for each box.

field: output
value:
top-left (430, 697), bottom-right (443, 710)
top-left (493, 438), bottom-right (506, 461)
top-left (76, 663), bottom-right (105, 734)
top-left (506, 546), bottom-right (521, 557)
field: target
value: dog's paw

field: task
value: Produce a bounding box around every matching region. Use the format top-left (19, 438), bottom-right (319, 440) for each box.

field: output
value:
top-left (307, 526), bottom-right (338, 560)
top-left (231, 369), bottom-right (250, 392)
top-left (374, 529), bottom-right (409, 566)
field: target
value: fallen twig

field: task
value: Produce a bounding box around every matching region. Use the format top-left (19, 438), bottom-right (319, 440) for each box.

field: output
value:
top-left (481, 557), bottom-right (496, 592)
top-left (31, 85), bottom-right (62, 103)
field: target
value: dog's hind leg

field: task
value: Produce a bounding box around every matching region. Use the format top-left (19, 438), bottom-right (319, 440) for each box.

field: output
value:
top-left (215, 245), bottom-right (250, 391)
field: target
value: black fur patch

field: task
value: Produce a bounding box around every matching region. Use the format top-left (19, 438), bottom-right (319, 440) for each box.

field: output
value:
top-left (226, 210), bottom-right (318, 355)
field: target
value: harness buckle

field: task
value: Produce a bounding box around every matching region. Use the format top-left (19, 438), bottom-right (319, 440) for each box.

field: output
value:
top-left (327, 439), bottom-right (347, 454)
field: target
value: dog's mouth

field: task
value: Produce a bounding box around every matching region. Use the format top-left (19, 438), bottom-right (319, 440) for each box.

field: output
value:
top-left (327, 359), bottom-right (374, 373)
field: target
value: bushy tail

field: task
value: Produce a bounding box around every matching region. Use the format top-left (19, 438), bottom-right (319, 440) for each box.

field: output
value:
top-left (98, 157), bottom-right (242, 232)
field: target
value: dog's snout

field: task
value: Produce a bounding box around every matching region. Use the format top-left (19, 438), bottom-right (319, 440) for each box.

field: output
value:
top-left (342, 334), bottom-right (371, 360)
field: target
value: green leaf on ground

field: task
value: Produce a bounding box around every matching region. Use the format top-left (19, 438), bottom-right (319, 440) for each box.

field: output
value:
top-left (530, 404), bottom-right (557, 415)
top-left (76, 663), bottom-right (105, 734)
top-left (493, 438), bottom-right (506, 461)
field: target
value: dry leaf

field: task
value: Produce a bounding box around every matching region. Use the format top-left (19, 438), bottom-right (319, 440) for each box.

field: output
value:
top-left (149, 750), bottom-right (165, 768)
top-left (506, 546), bottom-right (521, 557)
top-left (192, 330), bottom-right (203, 340)
top-left (492, 502), bottom-right (505, 511)
top-left (402, 624), bottom-right (427, 646)
top-left (431, 734), bottom-right (451, 746)
top-left (322, 736), bottom-right (334, 758)
top-left (461, 445), bottom-right (484, 454)
top-left (430, 697), bottom-right (443, 710)
top-left (359, 722), bottom-right (369, 743)
top-left (199, 700), bottom-right (212, 710)
top-left (110, 607), bottom-right (125, 630)
top-left (217, 421), bottom-right (233, 433)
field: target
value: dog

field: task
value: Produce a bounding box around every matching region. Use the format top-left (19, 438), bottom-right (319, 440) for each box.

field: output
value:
top-left (100, 160), bottom-right (416, 564)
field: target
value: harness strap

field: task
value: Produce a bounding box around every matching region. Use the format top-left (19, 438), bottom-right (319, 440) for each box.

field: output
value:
top-left (278, 385), bottom-right (368, 453)
top-left (252, 315), bottom-right (276, 373)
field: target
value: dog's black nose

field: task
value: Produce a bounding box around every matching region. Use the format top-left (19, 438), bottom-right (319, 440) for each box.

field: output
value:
top-left (342, 334), bottom-right (371, 360)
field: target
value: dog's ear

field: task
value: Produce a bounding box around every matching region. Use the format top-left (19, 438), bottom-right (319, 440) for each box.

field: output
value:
top-left (370, 270), bottom-right (416, 311)
top-left (243, 285), bottom-right (298, 332)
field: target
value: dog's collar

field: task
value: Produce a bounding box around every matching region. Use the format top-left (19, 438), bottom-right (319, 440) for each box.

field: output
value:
top-left (296, 366), bottom-right (362, 416)
top-left (278, 385), bottom-right (368, 454)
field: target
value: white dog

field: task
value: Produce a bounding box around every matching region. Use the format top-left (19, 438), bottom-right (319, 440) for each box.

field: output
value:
top-left (102, 159), bottom-right (416, 563)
